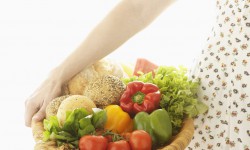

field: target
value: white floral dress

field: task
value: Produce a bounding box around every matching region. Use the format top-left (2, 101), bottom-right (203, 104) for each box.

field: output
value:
top-left (187, 0), bottom-right (250, 150)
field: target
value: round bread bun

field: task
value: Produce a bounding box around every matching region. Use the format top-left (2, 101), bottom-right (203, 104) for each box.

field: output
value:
top-left (93, 59), bottom-right (125, 78)
top-left (83, 75), bottom-right (126, 108)
top-left (67, 66), bottom-right (98, 95)
top-left (64, 59), bottom-right (126, 95)
top-left (46, 95), bottom-right (70, 119)
top-left (57, 95), bottom-right (96, 126)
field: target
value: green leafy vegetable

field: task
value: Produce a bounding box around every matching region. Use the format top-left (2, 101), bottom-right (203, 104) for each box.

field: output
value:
top-left (122, 66), bottom-right (208, 133)
top-left (43, 108), bottom-right (107, 148)
top-left (43, 116), bottom-right (61, 133)
top-left (92, 109), bottom-right (107, 129)
top-left (62, 108), bottom-right (89, 135)
top-left (78, 118), bottom-right (95, 137)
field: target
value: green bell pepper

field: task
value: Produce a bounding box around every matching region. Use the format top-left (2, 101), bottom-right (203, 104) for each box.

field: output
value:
top-left (133, 109), bottom-right (172, 146)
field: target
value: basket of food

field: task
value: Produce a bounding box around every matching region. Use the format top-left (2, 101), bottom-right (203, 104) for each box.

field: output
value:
top-left (31, 58), bottom-right (208, 150)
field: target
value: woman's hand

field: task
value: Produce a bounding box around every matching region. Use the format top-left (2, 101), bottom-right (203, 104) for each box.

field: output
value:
top-left (25, 76), bottom-right (63, 127)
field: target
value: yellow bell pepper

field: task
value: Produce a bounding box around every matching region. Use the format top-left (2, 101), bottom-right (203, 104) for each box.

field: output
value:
top-left (104, 105), bottom-right (133, 134)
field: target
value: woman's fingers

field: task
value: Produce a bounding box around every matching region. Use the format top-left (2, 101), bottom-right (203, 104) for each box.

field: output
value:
top-left (32, 105), bottom-right (46, 123)
top-left (32, 94), bottom-right (52, 122)
top-left (25, 99), bottom-right (39, 127)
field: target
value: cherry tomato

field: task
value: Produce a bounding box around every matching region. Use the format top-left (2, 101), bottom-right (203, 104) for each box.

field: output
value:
top-left (79, 135), bottom-right (108, 150)
top-left (129, 130), bottom-right (152, 150)
top-left (107, 140), bottom-right (131, 150)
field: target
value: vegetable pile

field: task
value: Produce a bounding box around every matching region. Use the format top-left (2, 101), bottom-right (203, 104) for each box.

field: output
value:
top-left (40, 58), bottom-right (208, 150)
top-left (43, 108), bottom-right (107, 148)
top-left (122, 65), bottom-right (208, 133)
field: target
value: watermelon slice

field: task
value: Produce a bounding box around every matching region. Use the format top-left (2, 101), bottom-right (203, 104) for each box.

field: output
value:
top-left (133, 58), bottom-right (158, 76)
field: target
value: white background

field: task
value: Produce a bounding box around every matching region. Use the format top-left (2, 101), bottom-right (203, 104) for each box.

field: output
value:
top-left (0, 0), bottom-right (215, 149)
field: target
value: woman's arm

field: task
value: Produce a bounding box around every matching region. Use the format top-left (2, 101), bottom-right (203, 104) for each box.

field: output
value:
top-left (56, 0), bottom-right (176, 83)
top-left (25, 0), bottom-right (176, 127)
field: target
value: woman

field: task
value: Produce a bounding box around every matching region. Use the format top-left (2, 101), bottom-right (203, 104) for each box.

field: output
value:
top-left (25, 0), bottom-right (250, 149)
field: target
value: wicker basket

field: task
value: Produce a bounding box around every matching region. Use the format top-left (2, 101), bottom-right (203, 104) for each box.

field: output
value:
top-left (31, 118), bottom-right (194, 150)
top-left (157, 118), bottom-right (194, 150)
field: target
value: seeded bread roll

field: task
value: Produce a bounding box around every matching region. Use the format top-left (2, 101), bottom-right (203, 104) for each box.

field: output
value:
top-left (57, 95), bottom-right (96, 126)
top-left (63, 59), bottom-right (125, 95)
top-left (45, 95), bottom-right (70, 119)
top-left (83, 75), bottom-right (126, 108)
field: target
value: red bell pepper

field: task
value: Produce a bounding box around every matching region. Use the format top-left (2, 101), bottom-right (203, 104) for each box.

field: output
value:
top-left (119, 81), bottom-right (161, 115)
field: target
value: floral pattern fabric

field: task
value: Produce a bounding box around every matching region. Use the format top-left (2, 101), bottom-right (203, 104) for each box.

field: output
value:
top-left (187, 0), bottom-right (250, 150)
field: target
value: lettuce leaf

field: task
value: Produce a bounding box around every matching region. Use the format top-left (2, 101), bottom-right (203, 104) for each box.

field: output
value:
top-left (91, 110), bottom-right (107, 129)
top-left (78, 118), bottom-right (95, 137)
top-left (43, 115), bottom-right (61, 133)
top-left (62, 108), bottom-right (89, 135)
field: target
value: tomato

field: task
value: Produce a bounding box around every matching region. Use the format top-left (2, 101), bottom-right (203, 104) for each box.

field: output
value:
top-left (129, 130), bottom-right (152, 150)
top-left (79, 135), bottom-right (108, 150)
top-left (107, 140), bottom-right (131, 150)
